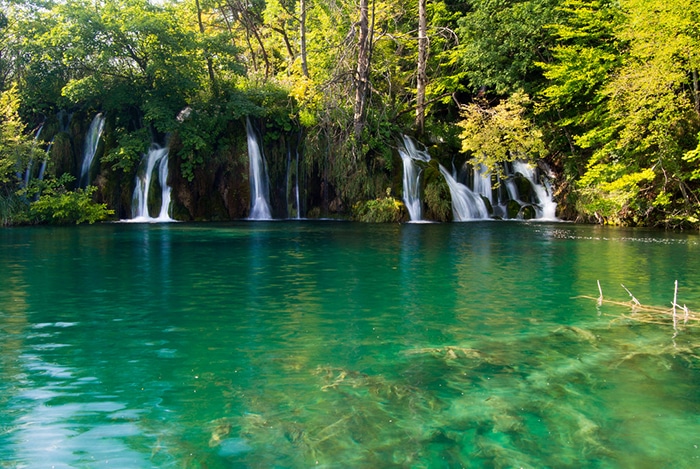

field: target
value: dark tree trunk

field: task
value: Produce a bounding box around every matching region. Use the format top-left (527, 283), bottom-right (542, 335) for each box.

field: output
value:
top-left (353, 0), bottom-right (370, 143)
top-left (416, 0), bottom-right (428, 135)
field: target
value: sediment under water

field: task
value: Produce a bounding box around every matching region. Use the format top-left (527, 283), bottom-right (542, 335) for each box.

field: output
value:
top-left (0, 221), bottom-right (699, 468)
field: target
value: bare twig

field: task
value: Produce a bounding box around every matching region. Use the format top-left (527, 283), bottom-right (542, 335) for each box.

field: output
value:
top-left (621, 284), bottom-right (641, 306)
top-left (673, 280), bottom-right (678, 332)
top-left (578, 281), bottom-right (698, 330)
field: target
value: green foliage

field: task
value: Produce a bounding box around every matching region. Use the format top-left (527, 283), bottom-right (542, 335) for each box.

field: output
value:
top-left (537, 0), bottom-right (700, 226)
top-left (352, 189), bottom-right (407, 223)
top-left (423, 160), bottom-right (451, 222)
top-left (539, 0), bottom-right (622, 114)
top-left (0, 85), bottom-right (45, 187)
top-left (29, 179), bottom-right (114, 224)
top-left (424, 179), bottom-right (451, 222)
top-left (103, 127), bottom-right (151, 173)
top-left (453, 0), bottom-right (561, 94)
top-left (576, 166), bottom-right (655, 224)
top-left (458, 92), bottom-right (547, 175)
top-left (3, 0), bottom-right (700, 228)
top-left (0, 189), bottom-right (28, 226)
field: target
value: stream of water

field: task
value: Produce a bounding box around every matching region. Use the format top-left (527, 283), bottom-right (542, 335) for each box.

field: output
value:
top-left (1, 221), bottom-right (699, 468)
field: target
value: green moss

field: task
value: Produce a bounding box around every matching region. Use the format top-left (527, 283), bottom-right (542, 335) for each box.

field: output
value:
top-left (424, 178), bottom-right (451, 222)
top-left (352, 190), bottom-right (407, 223)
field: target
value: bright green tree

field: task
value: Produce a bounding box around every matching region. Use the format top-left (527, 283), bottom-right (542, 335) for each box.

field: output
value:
top-left (573, 0), bottom-right (700, 226)
top-left (0, 85), bottom-right (43, 189)
top-left (458, 91), bottom-right (547, 175)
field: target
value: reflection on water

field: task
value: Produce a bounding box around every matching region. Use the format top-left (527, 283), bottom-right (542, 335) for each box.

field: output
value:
top-left (1, 222), bottom-right (699, 467)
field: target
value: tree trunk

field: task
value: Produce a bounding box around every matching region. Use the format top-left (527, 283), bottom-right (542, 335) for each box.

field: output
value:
top-left (224, 0), bottom-right (271, 78)
top-left (300, 0), bottom-right (309, 78)
top-left (195, 0), bottom-right (217, 92)
top-left (415, 0), bottom-right (428, 135)
top-left (693, 67), bottom-right (700, 118)
top-left (353, 0), bottom-right (370, 142)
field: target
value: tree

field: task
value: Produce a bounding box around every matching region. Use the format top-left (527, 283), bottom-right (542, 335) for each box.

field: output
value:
top-left (0, 84), bottom-right (43, 189)
top-left (537, 0), bottom-right (623, 179)
top-left (453, 0), bottom-right (561, 95)
top-left (458, 92), bottom-right (547, 174)
top-left (353, 0), bottom-right (371, 143)
top-left (415, 0), bottom-right (427, 134)
top-left (220, 0), bottom-right (272, 77)
top-left (194, 0), bottom-right (217, 92)
top-left (573, 0), bottom-right (700, 225)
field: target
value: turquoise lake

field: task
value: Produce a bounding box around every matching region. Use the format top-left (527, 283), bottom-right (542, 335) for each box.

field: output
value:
top-left (1, 221), bottom-right (699, 468)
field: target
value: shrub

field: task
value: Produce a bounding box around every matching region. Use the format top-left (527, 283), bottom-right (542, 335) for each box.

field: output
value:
top-left (352, 189), bottom-right (407, 223)
top-left (29, 184), bottom-right (114, 224)
top-left (0, 190), bottom-right (28, 226)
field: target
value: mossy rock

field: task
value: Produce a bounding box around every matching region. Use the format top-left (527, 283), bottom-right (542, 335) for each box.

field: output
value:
top-left (481, 196), bottom-right (493, 216)
top-left (424, 178), bottom-right (451, 222)
top-left (521, 205), bottom-right (536, 220)
top-left (514, 175), bottom-right (533, 203)
top-left (47, 133), bottom-right (76, 184)
top-left (506, 199), bottom-right (522, 219)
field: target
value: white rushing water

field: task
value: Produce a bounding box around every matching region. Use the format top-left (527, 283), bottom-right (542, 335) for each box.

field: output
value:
top-left (294, 150), bottom-right (301, 219)
top-left (20, 124), bottom-right (44, 189)
top-left (399, 135), bottom-right (431, 222)
top-left (472, 163), bottom-right (493, 205)
top-left (439, 164), bottom-right (489, 221)
top-left (246, 118), bottom-right (272, 220)
top-left (512, 160), bottom-right (558, 220)
top-left (130, 145), bottom-right (173, 222)
top-left (79, 113), bottom-right (106, 187)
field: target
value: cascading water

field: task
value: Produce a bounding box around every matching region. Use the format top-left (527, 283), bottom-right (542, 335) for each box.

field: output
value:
top-left (20, 124), bottom-right (44, 189)
top-left (511, 160), bottom-right (558, 220)
top-left (130, 145), bottom-right (173, 222)
top-left (79, 113), bottom-right (106, 187)
top-left (37, 140), bottom-right (52, 182)
top-left (399, 135), bottom-right (431, 222)
top-left (472, 163), bottom-right (493, 205)
top-left (294, 148), bottom-right (301, 219)
top-left (439, 165), bottom-right (489, 221)
top-left (246, 118), bottom-right (272, 220)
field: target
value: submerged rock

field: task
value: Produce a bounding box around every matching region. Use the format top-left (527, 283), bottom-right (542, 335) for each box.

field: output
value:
top-left (217, 437), bottom-right (253, 457)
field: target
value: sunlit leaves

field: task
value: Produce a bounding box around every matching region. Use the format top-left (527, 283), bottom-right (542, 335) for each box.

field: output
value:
top-left (0, 84), bottom-right (43, 186)
top-left (458, 92), bottom-right (547, 174)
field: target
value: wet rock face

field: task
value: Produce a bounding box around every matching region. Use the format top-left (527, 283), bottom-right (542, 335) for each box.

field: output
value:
top-left (48, 132), bottom-right (77, 185)
top-left (168, 150), bottom-right (249, 221)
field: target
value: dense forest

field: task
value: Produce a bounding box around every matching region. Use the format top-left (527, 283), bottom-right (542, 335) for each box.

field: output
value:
top-left (0, 0), bottom-right (699, 227)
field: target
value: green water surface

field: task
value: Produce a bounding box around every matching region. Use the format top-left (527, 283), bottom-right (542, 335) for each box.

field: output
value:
top-left (1, 221), bottom-right (699, 468)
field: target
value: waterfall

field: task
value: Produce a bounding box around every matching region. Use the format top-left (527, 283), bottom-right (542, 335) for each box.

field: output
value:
top-left (472, 163), bottom-right (493, 205)
top-left (399, 135), bottom-right (430, 222)
top-left (22, 160), bottom-right (34, 189)
top-left (511, 161), bottom-right (558, 220)
top-left (19, 124), bottom-right (44, 189)
top-left (130, 145), bottom-right (173, 222)
top-left (37, 139), bottom-right (52, 182)
top-left (439, 164), bottom-right (489, 221)
top-left (246, 118), bottom-right (272, 220)
top-left (295, 148), bottom-right (301, 219)
top-left (79, 113), bottom-right (105, 187)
